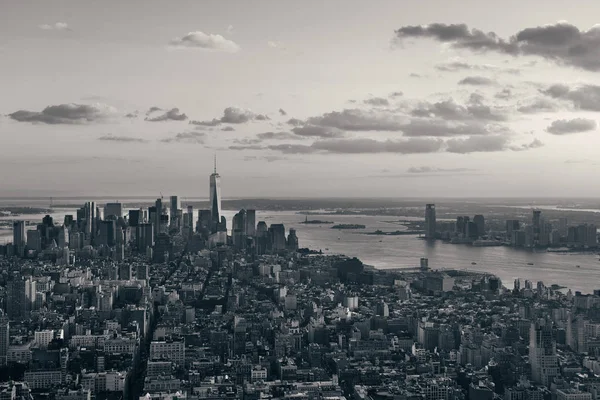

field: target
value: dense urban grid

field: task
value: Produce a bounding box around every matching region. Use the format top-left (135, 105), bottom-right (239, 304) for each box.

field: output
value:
top-left (1, 173), bottom-right (600, 400)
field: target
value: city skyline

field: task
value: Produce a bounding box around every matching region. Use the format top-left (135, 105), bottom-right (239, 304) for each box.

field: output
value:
top-left (3, 1), bottom-right (600, 197)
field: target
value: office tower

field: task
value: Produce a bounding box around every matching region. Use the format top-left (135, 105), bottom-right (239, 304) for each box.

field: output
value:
top-left (128, 209), bottom-right (142, 227)
top-left (154, 198), bottom-right (162, 239)
top-left (456, 217), bottom-right (465, 236)
top-left (136, 264), bottom-right (149, 280)
top-left (169, 196), bottom-right (180, 228)
top-left (473, 215), bottom-right (485, 238)
top-left (136, 223), bottom-right (154, 252)
top-left (197, 210), bottom-right (212, 232)
top-left (83, 202), bottom-right (97, 243)
top-left (209, 157), bottom-right (222, 233)
top-left (558, 217), bottom-right (568, 236)
top-left (506, 220), bottom-right (520, 240)
top-left (64, 214), bottom-right (74, 228)
top-left (532, 210), bottom-right (542, 241)
top-left (256, 221), bottom-right (269, 255)
top-left (269, 224), bottom-right (287, 251)
top-left (287, 229), bottom-right (299, 251)
top-left (529, 320), bottom-right (559, 386)
top-left (6, 275), bottom-right (34, 319)
top-left (26, 230), bottom-right (42, 252)
top-left (98, 220), bottom-right (116, 247)
top-left (587, 224), bottom-right (598, 247)
top-left (232, 209), bottom-right (247, 250)
top-left (246, 209), bottom-right (256, 237)
top-left (424, 204), bottom-right (436, 239)
top-left (0, 312), bottom-right (8, 365)
top-left (466, 221), bottom-right (478, 239)
top-left (12, 221), bottom-right (26, 255)
top-left (153, 234), bottom-right (171, 263)
top-left (104, 202), bottom-right (123, 219)
top-left (185, 205), bottom-right (194, 236)
top-left (119, 264), bottom-right (132, 280)
top-left (57, 226), bottom-right (69, 248)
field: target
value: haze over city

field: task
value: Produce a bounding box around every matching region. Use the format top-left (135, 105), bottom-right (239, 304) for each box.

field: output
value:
top-left (2, 0), bottom-right (600, 197)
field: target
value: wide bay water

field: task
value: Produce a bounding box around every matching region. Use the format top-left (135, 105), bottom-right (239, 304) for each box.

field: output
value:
top-left (2, 208), bottom-right (600, 293)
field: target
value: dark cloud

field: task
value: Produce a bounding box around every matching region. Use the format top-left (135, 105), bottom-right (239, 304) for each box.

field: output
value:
top-left (458, 76), bottom-right (496, 86)
top-left (279, 108), bottom-right (287, 116)
top-left (410, 99), bottom-right (506, 122)
top-left (364, 97), bottom-right (390, 106)
top-left (8, 103), bottom-right (114, 124)
top-left (190, 107), bottom-right (268, 126)
top-left (389, 91), bottom-right (404, 98)
top-left (146, 107), bottom-right (162, 115)
top-left (169, 31), bottom-right (240, 52)
top-left (98, 135), bottom-right (148, 143)
top-left (435, 61), bottom-right (520, 74)
top-left (125, 111), bottom-right (139, 118)
top-left (313, 138), bottom-right (445, 154)
top-left (541, 84), bottom-right (600, 111)
top-left (546, 118), bottom-right (597, 134)
top-left (400, 119), bottom-right (491, 137)
top-left (307, 108), bottom-right (406, 131)
top-left (145, 107), bottom-right (188, 122)
top-left (395, 22), bottom-right (600, 71)
top-left (291, 125), bottom-right (344, 138)
top-left (161, 131), bottom-right (206, 143)
top-left (221, 126), bottom-right (235, 131)
top-left (256, 131), bottom-right (303, 140)
top-left (286, 118), bottom-right (304, 126)
top-left (407, 166), bottom-right (477, 173)
top-left (446, 135), bottom-right (510, 154)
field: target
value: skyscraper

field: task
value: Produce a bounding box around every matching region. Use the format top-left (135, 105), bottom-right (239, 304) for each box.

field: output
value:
top-left (104, 202), bottom-right (123, 219)
top-left (424, 204), bottom-right (436, 239)
top-left (84, 201), bottom-right (97, 243)
top-left (532, 210), bottom-right (542, 241)
top-left (529, 319), bottom-right (559, 386)
top-left (473, 215), bottom-right (485, 238)
top-left (232, 209), bottom-right (248, 250)
top-left (209, 157), bottom-right (222, 233)
top-left (0, 312), bottom-right (8, 366)
top-left (169, 196), bottom-right (180, 228)
top-left (12, 221), bottom-right (25, 255)
top-left (154, 198), bottom-right (162, 239)
top-left (246, 209), bottom-right (256, 237)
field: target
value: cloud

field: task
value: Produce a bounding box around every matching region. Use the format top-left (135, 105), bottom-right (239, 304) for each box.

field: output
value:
top-left (364, 97), bottom-right (390, 106)
top-left (8, 103), bottom-right (114, 124)
top-left (98, 135), bottom-right (148, 143)
top-left (313, 138), bottom-right (446, 154)
top-left (495, 88), bottom-right (512, 99)
top-left (146, 107), bottom-right (162, 115)
top-left (407, 166), bottom-right (477, 173)
top-left (279, 108), bottom-right (287, 116)
top-left (389, 91), bottom-right (404, 98)
top-left (458, 76), bottom-right (496, 86)
top-left (435, 61), bottom-right (520, 74)
top-left (244, 156), bottom-right (285, 163)
top-left (169, 31), bottom-right (240, 52)
top-left (221, 126), bottom-right (235, 131)
top-left (268, 41), bottom-right (284, 48)
top-left (410, 98), bottom-right (506, 122)
top-left (394, 22), bottom-right (600, 72)
top-left (256, 131), bottom-right (303, 140)
top-left (517, 98), bottom-right (559, 113)
top-left (161, 131), bottom-right (206, 144)
top-left (145, 108), bottom-right (188, 122)
top-left (446, 135), bottom-right (510, 154)
top-left (286, 118), bottom-right (304, 126)
top-left (291, 125), bottom-right (344, 138)
top-left (510, 138), bottom-right (544, 151)
top-left (226, 25), bottom-right (234, 35)
top-left (546, 118), bottom-right (597, 134)
top-left (190, 107), bottom-right (267, 126)
top-left (307, 108), bottom-right (406, 131)
top-left (125, 111), bottom-right (139, 118)
top-left (39, 22), bottom-right (70, 31)
top-left (400, 118), bottom-right (493, 137)
top-left (541, 84), bottom-right (600, 111)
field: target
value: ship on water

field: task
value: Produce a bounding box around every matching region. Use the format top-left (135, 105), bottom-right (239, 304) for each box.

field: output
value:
top-left (472, 239), bottom-right (504, 247)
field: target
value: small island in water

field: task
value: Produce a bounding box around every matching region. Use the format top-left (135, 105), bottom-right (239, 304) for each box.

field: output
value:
top-left (365, 230), bottom-right (423, 236)
top-left (331, 224), bottom-right (366, 229)
top-left (301, 219), bottom-right (334, 224)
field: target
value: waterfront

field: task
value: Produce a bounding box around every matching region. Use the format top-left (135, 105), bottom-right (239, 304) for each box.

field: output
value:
top-left (2, 208), bottom-right (600, 293)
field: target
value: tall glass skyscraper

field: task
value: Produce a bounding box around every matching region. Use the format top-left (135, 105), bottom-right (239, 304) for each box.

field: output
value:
top-left (209, 158), bottom-right (222, 229)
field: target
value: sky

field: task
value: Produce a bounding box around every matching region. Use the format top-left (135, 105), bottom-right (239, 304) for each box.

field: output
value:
top-left (2, 0), bottom-right (600, 198)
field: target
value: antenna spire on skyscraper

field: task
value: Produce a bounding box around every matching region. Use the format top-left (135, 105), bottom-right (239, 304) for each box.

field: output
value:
top-left (214, 154), bottom-right (217, 174)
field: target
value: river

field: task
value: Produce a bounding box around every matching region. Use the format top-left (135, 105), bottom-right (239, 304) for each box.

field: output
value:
top-left (2, 208), bottom-right (600, 293)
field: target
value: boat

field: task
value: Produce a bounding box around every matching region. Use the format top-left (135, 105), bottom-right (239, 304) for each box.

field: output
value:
top-left (576, 265), bottom-right (580, 268)
top-left (527, 262), bottom-right (534, 265)
top-left (471, 262), bottom-right (477, 265)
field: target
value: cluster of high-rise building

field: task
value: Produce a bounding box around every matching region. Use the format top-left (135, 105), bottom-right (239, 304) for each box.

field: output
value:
top-left (2, 165), bottom-right (298, 262)
top-left (424, 204), bottom-right (598, 248)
